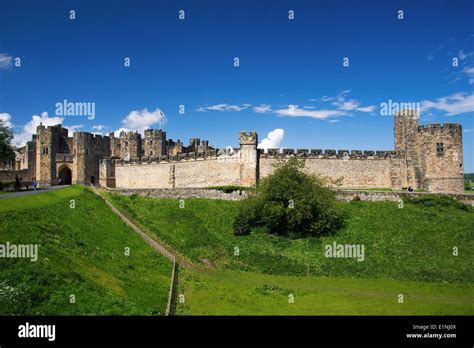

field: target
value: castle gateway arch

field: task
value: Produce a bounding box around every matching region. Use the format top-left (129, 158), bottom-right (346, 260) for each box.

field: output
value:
top-left (57, 164), bottom-right (72, 185)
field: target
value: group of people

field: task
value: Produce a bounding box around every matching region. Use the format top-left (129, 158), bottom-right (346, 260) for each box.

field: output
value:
top-left (14, 175), bottom-right (38, 192)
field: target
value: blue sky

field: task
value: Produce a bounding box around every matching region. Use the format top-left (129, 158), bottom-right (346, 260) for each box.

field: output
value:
top-left (1, 0), bottom-right (473, 171)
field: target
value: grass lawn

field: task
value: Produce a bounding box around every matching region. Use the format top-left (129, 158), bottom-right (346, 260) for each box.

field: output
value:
top-left (106, 193), bottom-right (474, 284)
top-left (106, 193), bottom-right (474, 315)
top-left (177, 269), bottom-right (474, 315)
top-left (0, 185), bottom-right (172, 315)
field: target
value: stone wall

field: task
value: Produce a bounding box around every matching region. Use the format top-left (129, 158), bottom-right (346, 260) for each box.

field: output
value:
top-left (259, 156), bottom-right (399, 189)
top-left (105, 187), bottom-right (248, 201)
top-left (0, 169), bottom-right (28, 182)
top-left (114, 153), bottom-right (244, 189)
top-left (105, 187), bottom-right (474, 206)
top-left (336, 190), bottom-right (474, 206)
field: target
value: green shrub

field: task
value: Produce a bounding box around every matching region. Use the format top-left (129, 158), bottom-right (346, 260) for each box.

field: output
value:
top-left (233, 196), bottom-right (262, 235)
top-left (234, 158), bottom-right (345, 237)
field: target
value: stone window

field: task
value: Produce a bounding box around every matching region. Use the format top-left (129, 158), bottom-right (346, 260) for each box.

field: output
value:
top-left (436, 142), bottom-right (444, 155)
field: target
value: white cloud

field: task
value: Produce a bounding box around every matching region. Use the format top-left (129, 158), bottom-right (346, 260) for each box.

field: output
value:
top-left (420, 92), bottom-right (474, 116)
top-left (90, 124), bottom-right (112, 135)
top-left (307, 90), bottom-right (374, 115)
top-left (196, 104), bottom-right (250, 112)
top-left (336, 100), bottom-right (360, 111)
top-left (330, 92), bottom-right (375, 113)
top-left (0, 112), bottom-right (13, 128)
top-left (274, 105), bottom-right (346, 119)
top-left (258, 128), bottom-right (285, 151)
top-left (121, 108), bottom-right (166, 133)
top-left (0, 53), bottom-right (13, 69)
top-left (462, 66), bottom-right (474, 84)
top-left (459, 50), bottom-right (474, 61)
top-left (13, 112), bottom-right (65, 147)
top-left (68, 124), bottom-right (84, 133)
top-left (92, 124), bottom-right (107, 132)
top-left (113, 127), bottom-right (132, 137)
top-left (253, 104), bottom-right (273, 113)
top-left (309, 96), bottom-right (334, 102)
top-left (356, 105), bottom-right (376, 112)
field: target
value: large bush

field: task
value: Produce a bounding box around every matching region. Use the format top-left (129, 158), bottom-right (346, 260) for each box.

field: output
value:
top-left (233, 158), bottom-right (345, 237)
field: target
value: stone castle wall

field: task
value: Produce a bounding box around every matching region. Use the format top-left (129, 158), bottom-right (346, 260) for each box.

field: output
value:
top-left (111, 148), bottom-right (404, 190)
top-left (13, 111), bottom-right (465, 193)
top-left (114, 152), bottom-right (243, 189)
top-left (259, 155), bottom-right (400, 189)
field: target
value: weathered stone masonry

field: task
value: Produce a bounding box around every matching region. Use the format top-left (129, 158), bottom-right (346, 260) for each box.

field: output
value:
top-left (12, 109), bottom-right (464, 193)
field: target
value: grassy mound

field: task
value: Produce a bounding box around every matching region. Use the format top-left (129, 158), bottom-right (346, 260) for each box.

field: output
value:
top-left (0, 186), bottom-right (172, 315)
top-left (106, 193), bottom-right (474, 284)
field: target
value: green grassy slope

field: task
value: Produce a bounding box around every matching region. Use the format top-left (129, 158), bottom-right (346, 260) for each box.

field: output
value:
top-left (177, 269), bottom-right (474, 315)
top-left (106, 194), bottom-right (474, 284)
top-left (0, 186), bottom-right (172, 315)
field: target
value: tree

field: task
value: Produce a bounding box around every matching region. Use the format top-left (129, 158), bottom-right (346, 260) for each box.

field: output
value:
top-left (233, 158), bottom-right (345, 237)
top-left (0, 121), bottom-right (16, 167)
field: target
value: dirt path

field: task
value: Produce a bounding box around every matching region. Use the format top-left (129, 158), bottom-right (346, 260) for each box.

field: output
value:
top-left (0, 185), bottom-right (69, 199)
top-left (89, 185), bottom-right (200, 271)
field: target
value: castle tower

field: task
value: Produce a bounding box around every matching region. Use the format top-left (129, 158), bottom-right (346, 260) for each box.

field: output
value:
top-left (119, 131), bottom-right (142, 161)
top-left (72, 132), bottom-right (92, 185)
top-left (26, 138), bottom-right (37, 181)
top-left (72, 132), bottom-right (110, 185)
top-left (144, 129), bottom-right (166, 157)
top-left (416, 123), bottom-right (464, 193)
top-left (394, 109), bottom-right (422, 189)
top-left (188, 138), bottom-right (200, 153)
top-left (239, 131), bottom-right (258, 186)
top-left (35, 124), bottom-right (69, 186)
top-left (109, 132), bottom-right (121, 157)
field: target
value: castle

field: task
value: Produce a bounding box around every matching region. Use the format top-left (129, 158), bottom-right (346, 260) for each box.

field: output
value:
top-left (12, 110), bottom-right (464, 193)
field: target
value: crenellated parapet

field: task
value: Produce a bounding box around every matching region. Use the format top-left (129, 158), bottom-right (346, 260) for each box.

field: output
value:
top-left (260, 148), bottom-right (401, 159)
top-left (417, 123), bottom-right (462, 135)
top-left (239, 131), bottom-right (258, 145)
top-left (113, 148), bottom-right (226, 166)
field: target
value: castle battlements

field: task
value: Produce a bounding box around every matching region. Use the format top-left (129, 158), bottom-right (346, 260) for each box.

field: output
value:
top-left (260, 148), bottom-right (400, 159)
top-left (15, 109), bottom-right (464, 193)
top-left (417, 123), bottom-right (462, 134)
top-left (112, 148), bottom-right (233, 166)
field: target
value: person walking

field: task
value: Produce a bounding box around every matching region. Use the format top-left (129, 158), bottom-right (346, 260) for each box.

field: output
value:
top-left (33, 178), bottom-right (37, 192)
top-left (14, 175), bottom-right (21, 191)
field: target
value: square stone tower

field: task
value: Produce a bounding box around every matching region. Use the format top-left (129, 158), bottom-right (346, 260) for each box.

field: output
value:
top-left (144, 129), bottom-right (166, 157)
top-left (119, 131), bottom-right (142, 161)
top-left (34, 124), bottom-right (69, 186)
top-left (394, 109), bottom-right (464, 193)
top-left (239, 131), bottom-right (258, 186)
